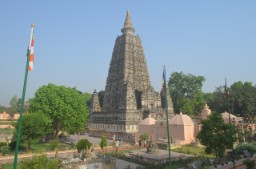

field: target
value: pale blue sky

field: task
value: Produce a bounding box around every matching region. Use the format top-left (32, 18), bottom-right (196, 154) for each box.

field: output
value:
top-left (0, 1), bottom-right (255, 106)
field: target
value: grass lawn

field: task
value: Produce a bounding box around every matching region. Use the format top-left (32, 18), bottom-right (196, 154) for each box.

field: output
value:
top-left (30, 141), bottom-right (73, 153)
top-left (172, 144), bottom-right (215, 159)
top-left (1, 164), bottom-right (13, 169)
top-left (0, 121), bottom-right (16, 125)
top-left (0, 128), bottom-right (14, 134)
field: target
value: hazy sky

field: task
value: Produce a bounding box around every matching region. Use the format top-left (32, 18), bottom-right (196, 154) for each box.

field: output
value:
top-left (0, 1), bottom-right (255, 106)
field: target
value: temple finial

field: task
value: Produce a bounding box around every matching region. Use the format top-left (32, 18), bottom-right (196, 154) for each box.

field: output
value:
top-left (121, 10), bottom-right (135, 34)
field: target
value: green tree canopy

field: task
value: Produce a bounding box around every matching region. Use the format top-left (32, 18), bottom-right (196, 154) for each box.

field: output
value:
top-left (197, 112), bottom-right (237, 158)
top-left (14, 113), bottom-right (51, 151)
top-left (204, 86), bottom-right (226, 113)
top-left (0, 105), bottom-right (6, 113)
top-left (7, 95), bottom-right (22, 117)
top-left (230, 81), bottom-right (256, 118)
top-left (168, 71), bottom-right (205, 116)
top-left (205, 81), bottom-right (256, 118)
top-left (84, 92), bottom-right (92, 108)
top-left (29, 83), bottom-right (89, 137)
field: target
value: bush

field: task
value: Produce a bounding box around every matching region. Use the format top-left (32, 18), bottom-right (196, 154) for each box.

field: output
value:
top-left (236, 143), bottom-right (256, 155)
top-left (100, 137), bottom-right (107, 150)
top-left (76, 139), bottom-right (92, 152)
top-left (19, 154), bottom-right (58, 169)
top-left (0, 145), bottom-right (10, 156)
top-left (243, 159), bottom-right (255, 169)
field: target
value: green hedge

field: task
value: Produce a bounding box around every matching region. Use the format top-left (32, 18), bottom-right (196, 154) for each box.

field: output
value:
top-left (235, 143), bottom-right (256, 155)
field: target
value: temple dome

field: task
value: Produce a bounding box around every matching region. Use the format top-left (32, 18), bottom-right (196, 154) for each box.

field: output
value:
top-left (170, 112), bottom-right (194, 126)
top-left (138, 115), bottom-right (156, 125)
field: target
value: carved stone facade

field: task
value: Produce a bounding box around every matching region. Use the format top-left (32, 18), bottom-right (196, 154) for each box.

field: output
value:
top-left (88, 11), bottom-right (174, 137)
top-left (89, 90), bottom-right (101, 113)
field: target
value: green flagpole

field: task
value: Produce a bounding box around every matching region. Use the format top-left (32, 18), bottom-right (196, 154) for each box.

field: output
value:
top-left (13, 24), bottom-right (34, 169)
top-left (163, 65), bottom-right (171, 169)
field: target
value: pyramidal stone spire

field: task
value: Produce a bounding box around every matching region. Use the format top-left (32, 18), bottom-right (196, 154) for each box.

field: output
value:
top-left (121, 10), bottom-right (135, 34)
top-left (88, 11), bottom-right (174, 136)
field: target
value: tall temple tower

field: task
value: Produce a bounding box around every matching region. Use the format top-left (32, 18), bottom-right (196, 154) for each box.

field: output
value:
top-left (103, 11), bottom-right (160, 113)
top-left (88, 11), bottom-right (173, 139)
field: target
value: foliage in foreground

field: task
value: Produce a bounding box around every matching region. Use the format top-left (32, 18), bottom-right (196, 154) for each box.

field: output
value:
top-left (243, 158), bottom-right (256, 169)
top-left (18, 154), bottom-right (58, 169)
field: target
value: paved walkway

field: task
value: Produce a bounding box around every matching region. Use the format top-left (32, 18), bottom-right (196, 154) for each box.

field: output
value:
top-left (126, 149), bottom-right (193, 159)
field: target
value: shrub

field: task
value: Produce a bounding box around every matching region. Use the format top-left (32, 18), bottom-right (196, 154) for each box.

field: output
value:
top-left (76, 139), bottom-right (92, 152)
top-left (0, 142), bottom-right (7, 147)
top-left (0, 145), bottom-right (10, 156)
top-left (49, 139), bottom-right (59, 150)
top-left (100, 136), bottom-right (107, 150)
top-left (243, 159), bottom-right (255, 169)
top-left (19, 154), bottom-right (58, 169)
top-left (236, 143), bottom-right (256, 155)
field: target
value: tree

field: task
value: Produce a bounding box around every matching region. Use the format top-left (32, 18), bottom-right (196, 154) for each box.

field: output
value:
top-left (7, 96), bottom-right (21, 117)
top-left (84, 92), bottom-right (92, 108)
top-left (30, 83), bottom-right (89, 137)
top-left (140, 133), bottom-right (149, 142)
top-left (19, 154), bottom-right (58, 169)
top-left (76, 139), bottom-right (92, 152)
top-left (0, 105), bottom-right (6, 113)
top-left (197, 112), bottom-right (237, 158)
top-left (14, 113), bottom-right (50, 152)
top-left (206, 81), bottom-right (256, 118)
top-left (168, 71), bottom-right (205, 116)
top-left (100, 136), bottom-right (107, 151)
top-left (204, 86), bottom-right (226, 113)
top-left (229, 82), bottom-right (256, 118)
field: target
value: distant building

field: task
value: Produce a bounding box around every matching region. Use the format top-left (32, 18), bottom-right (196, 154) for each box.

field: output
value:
top-left (0, 111), bottom-right (20, 120)
top-left (0, 111), bottom-right (10, 120)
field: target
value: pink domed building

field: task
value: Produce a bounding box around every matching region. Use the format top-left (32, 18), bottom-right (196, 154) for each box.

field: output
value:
top-left (137, 113), bottom-right (199, 144)
top-left (169, 112), bottom-right (195, 144)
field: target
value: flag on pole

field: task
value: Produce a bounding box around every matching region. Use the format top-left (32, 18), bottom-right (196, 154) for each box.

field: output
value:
top-left (162, 65), bottom-right (171, 169)
top-left (162, 65), bottom-right (166, 96)
top-left (13, 23), bottom-right (35, 169)
top-left (28, 24), bottom-right (35, 71)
